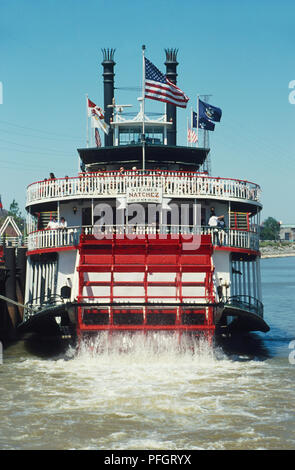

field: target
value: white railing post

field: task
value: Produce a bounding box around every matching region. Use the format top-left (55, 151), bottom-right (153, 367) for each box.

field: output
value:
top-left (27, 225), bottom-right (259, 252)
top-left (27, 174), bottom-right (261, 205)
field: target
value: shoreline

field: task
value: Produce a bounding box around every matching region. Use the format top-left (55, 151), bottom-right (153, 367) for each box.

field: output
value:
top-left (260, 245), bottom-right (295, 259)
top-left (261, 253), bottom-right (295, 259)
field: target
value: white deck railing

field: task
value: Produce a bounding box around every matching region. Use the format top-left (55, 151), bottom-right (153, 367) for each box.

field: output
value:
top-left (0, 236), bottom-right (28, 247)
top-left (27, 226), bottom-right (259, 252)
top-left (26, 172), bottom-right (261, 206)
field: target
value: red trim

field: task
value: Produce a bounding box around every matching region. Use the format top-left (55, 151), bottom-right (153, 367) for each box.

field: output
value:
top-left (214, 246), bottom-right (260, 256)
top-left (27, 246), bottom-right (76, 256)
top-left (26, 241), bottom-right (260, 257)
top-left (78, 324), bottom-right (216, 332)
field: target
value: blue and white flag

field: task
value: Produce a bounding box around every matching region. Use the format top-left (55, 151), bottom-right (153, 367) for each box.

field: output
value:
top-left (192, 111), bottom-right (215, 131)
top-left (199, 99), bottom-right (222, 122)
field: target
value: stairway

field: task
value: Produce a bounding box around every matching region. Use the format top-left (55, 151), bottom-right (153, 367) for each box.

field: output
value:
top-left (230, 212), bottom-right (249, 230)
top-left (38, 211), bottom-right (58, 230)
top-left (76, 234), bottom-right (215, 335)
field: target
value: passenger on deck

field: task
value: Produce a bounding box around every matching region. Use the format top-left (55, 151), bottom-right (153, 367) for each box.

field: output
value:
top-left (208, 211), bottom-right (224, 246)
top-left (47, 216), bottom-right (59, 229)
top-left (63, 176), bottom-right (69, 195)
top-left (217, 216), bottom-right (226, 245)
top-left (208, 212), bottom-right (224, 228)
top-left (59, 217), bottom-right (67, 229)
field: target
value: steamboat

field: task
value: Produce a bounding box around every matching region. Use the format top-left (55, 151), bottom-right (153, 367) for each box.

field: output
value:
top-left (19, 48), bottom-right (269, 343)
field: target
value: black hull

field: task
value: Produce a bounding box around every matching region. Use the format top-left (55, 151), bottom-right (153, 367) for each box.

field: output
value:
top-left (18, 304), bottom-right (76, 340)
top-left (18, 301), bottom-right (270, 342)
top-left (220, 305), bottom-right (270, 333)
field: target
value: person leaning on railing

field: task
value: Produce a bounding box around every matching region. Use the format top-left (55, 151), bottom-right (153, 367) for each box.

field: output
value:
top-left (217, 216), bottom-right (226, 246)
top-left (57, 217), bottom-right (67, 245)
top-left (47, 216), bottom-right (59, 229)
top-left (208, 210), bottom-right (225, 246)
top-left (46, 216), bottom-right (58, 246)
top-left (59, 217), bottom-right (67, 229)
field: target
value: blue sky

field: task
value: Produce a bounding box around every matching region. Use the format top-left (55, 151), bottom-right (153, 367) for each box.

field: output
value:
top-left (0, 0), bottom-right (294, 222)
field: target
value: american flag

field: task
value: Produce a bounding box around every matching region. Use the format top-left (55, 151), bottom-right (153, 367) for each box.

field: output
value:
top-left (144, 58), bottom-right (189, 108)
top-left (95, 128), bottom-right (101, 147)
top-left (188, 127), bottom-right (198, 144)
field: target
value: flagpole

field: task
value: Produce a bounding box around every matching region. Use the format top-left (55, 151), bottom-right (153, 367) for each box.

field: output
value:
top-left (196, 95), bottom-right (199, 148)
top-left (190, 107), bottom-right (193, 147)
top-left (187, 116), bottom-right (189, 147)
top-left (86, 94), bottom-right (89, 148)
top-left (142, 44), bottom-right (146, 171)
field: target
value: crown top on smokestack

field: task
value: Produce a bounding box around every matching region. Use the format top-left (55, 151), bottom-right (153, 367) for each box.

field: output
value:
top-left (165, 48), bottom-right (179, 64)
top-left (101, 48), bottom-right (116, 62)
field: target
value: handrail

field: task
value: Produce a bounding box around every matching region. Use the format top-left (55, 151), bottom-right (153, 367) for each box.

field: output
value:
top-left (24, 294), bottom-right (66, 321)
top-left (26, 172), bottom-right (261, 205)
top-left (27, 225), bottom-right (260, 251)
top-left (0, 236), bottom-right (28, 248)
top-left (27, 169), bottom-right (261, 187)
top-left (225, 295), bottom-right (264, 318)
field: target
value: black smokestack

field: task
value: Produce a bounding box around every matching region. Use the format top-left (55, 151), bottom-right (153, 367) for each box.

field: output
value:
top-left (101, 48), bottom-right (116, 147)
top-left (165, 48), bottom-right (178, 147)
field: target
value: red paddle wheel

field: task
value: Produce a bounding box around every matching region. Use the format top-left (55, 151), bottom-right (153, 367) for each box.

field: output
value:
top-left (76, 233), bottom-right (215, 340)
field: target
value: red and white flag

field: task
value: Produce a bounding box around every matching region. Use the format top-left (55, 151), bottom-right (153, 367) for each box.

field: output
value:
top-left (87, 98), bottom-right (109, 134)
top-left (188, 127), bottom-right (198, 144)
top-left (87, 98), bottom-right (103, 118)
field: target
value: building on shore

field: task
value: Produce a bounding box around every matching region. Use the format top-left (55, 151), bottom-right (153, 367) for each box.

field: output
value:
top-left (279, 224), bottom-right (295, 242)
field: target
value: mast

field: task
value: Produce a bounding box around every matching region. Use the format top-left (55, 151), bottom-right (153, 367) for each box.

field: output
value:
top-left (86, 94), bottom-right (89, 148)
top-left (200, 94), bottom-right (212, 174)
top-left (142, 45), bottom-right (146, 170)
top-left (196, 95), bottom-right (199, 147)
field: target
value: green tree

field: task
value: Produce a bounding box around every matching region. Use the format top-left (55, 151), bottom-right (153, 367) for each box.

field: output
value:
top-left (8, 199), bottom-right (22, 218)
top-left (8, 199), bottom-right (25, 235)
top-left (260, 217), bottom-right (280, 241)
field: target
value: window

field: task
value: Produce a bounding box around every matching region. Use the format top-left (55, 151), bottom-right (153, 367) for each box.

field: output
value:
top-left (118, 126), bottom-right (164, 146)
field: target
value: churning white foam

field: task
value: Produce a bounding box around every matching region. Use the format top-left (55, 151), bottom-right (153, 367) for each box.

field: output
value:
top-left (74, 331), bottom-right (224, 364)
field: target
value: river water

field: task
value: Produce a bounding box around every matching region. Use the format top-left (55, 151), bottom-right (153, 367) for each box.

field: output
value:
top-left (0, 257), bottom-right (295, 451)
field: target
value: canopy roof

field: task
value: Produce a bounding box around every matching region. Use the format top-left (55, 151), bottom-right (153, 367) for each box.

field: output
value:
top-left (77, 144), bottom-right (209, 169)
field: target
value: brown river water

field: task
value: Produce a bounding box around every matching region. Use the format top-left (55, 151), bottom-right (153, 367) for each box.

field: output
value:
top-left (0, 257), bottom-right (295, 450)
